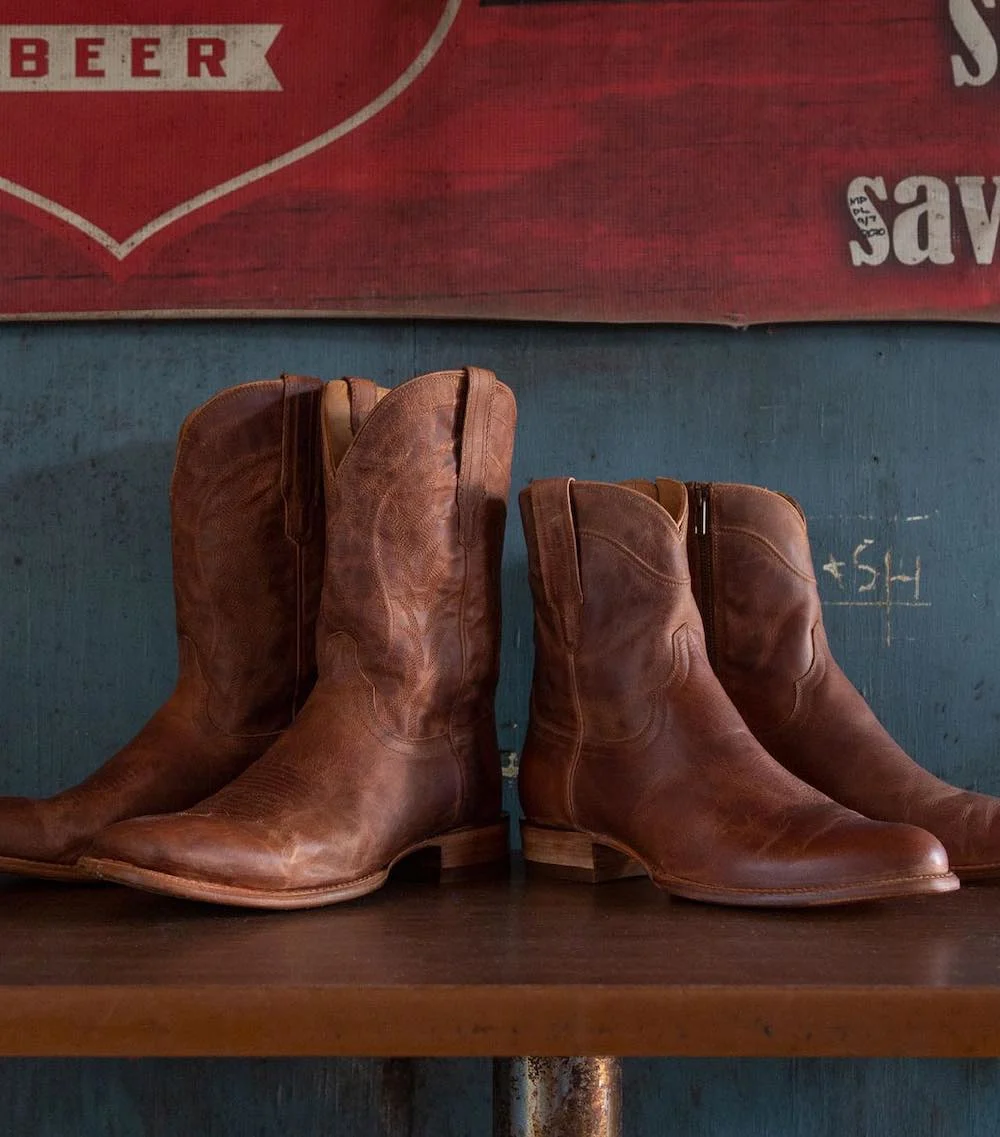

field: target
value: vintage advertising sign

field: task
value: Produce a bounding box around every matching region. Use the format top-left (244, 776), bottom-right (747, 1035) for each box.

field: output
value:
top-left (2, 0), bottom-right (1000, 322)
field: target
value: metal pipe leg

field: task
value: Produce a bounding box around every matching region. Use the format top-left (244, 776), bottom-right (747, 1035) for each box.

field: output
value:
top-left (378, 1059), bottom-right (415, 1137)
top-left (493, 1057), bottom-right (622, 1137)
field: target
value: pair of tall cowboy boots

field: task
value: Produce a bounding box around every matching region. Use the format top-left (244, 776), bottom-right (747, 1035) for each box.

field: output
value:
top-left (2, 373), bottom-right (999, 909)
top-left (0, 367), bottom-right (517, 908)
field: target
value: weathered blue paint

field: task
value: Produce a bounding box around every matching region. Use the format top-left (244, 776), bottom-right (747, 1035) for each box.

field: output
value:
top-left (625, 1059), bottom-right (1000, 1137)
top-left (0, 1058), bottom-right (487, 1136)
top-left (2, 320), bottom-right (1000, 1134)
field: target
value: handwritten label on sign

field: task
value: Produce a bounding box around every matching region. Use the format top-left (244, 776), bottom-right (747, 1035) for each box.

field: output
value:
top-left (847, 176), bottom-right (1000, 268)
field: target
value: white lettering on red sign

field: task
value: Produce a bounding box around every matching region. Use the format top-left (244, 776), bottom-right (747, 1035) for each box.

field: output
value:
top-left (950, 0), bottom-right (999, 86)
top-left (847, 175), bottom-right (1000, 266)
top-left (0, 26), bottom-right (281, 91)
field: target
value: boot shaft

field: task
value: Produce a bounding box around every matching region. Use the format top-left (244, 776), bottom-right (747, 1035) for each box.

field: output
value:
top-left (319, 367), bottom-right (516, 742)
top-left (684, 481), bottom-right (822, 733)
top-left (170, 376), bottom-right (325, 736)
top-left (521, 477), bottom-right (705, 745)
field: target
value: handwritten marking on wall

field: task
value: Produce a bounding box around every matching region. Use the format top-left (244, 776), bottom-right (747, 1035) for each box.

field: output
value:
top-left (820, 537), bottom-right (928, 647)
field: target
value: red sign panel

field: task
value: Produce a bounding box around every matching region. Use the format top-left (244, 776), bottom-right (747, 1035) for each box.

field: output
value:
top-left (2, 1), bottom-right (999, 322)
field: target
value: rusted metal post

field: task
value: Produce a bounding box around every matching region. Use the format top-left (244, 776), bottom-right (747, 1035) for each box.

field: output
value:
top-left (377, 1059), bottom-right (415, 1137)
top-left (493, 1057), bottom-right (622, 1137)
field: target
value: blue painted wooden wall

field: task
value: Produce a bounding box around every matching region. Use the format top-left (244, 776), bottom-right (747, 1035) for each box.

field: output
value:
top-left (2, 320), bottom-right (1000, 1134)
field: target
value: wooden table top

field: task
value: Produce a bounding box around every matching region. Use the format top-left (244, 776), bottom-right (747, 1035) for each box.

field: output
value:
top-left (2, 865), bottom-right (1000, 1058)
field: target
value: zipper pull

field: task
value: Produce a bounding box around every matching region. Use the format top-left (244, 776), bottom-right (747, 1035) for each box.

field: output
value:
top-left (693, 484), bottom-right (709, 537)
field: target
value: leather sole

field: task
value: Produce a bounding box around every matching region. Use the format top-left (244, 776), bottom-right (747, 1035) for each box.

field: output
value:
top-left (0, 854), bottom-right (93, 882)
top-left (521, 823), bottom-right (961, 907)
top-left (78, 819), bottom-right (510, 909)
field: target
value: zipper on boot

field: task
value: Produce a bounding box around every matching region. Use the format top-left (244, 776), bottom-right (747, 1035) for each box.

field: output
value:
top-left (691, 482), bottom-right (717, 667)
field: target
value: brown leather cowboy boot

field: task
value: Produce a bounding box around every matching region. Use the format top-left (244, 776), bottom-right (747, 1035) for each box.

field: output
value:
top-left (0, 376), bottom-right (331, 881)
top-left (518, 477), bottom-right (958, 906)
top-left (82, 367), bottom-right (516, 908)
top-left (686, 480), bottom-right (1000, 882)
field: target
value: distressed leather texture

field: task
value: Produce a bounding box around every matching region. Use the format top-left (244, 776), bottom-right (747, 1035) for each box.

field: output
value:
top-left (519, 476), bottom-right (956, 905)
top-left (690, 481), bottom-right (1000, 880)
top-left (0, 376), bottom-right (326, 873)
top-left (87, 368), bottom-right (516, 898)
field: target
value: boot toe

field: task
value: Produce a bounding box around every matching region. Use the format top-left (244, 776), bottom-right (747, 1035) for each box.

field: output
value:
top-left (765, 813), bottom-right (956, 902)
top-left (83, 813), bottom-right (290, 892)
top-left (694, 809), bottom-right (958, 906)
top-left (838, 817), bottom-right (953, 883)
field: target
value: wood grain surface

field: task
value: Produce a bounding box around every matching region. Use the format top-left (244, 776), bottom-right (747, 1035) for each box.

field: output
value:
top-left (2, 865), bottom-right (1000, 1058)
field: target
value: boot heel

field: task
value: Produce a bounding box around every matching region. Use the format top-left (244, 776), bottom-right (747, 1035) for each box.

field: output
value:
top-left (393, 819), bottom-right (511, 884)
top-left (521, 823), bottom-right (647, 884)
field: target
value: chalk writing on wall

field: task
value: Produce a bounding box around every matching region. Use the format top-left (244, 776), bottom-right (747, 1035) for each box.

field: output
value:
top-left (818, 516), bottom-right (930, 647)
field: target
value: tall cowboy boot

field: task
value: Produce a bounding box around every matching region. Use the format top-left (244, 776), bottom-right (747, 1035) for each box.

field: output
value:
top-left (82, 367), bottom-right (516, 909)
top-left (686, 480), bottom-right (1000, 882)
top-left (518, 477), bottom-right (958, 906)
top-left (0, 376), bottom-right (329, 881)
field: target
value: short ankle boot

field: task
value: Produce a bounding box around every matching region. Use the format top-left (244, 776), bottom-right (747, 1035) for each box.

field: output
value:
top-left (518, 476), bottom-right (957, 907)
top-left (686, 480), bottom-right (1000, 882)
top-left (0, 376), bottom-right (327, 880)
top-left (83, 367), bottom-right (516, 908)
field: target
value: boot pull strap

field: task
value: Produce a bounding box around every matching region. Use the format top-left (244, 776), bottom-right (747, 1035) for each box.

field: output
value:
top-left (280, 374), bottom-right (324, 543)
top-left (529, 477), bottom-right (583, 649)
top-left (457, 366), bottom-right (498, 549)
top-left (346, 377), bottom-right (379, 435)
